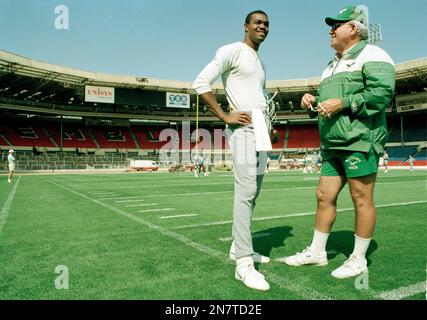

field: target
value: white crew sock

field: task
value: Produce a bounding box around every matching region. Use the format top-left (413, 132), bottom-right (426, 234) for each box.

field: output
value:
top-left (352, 234), bottom-right (371, 259)
top-left (309, 229), bottom-right (329, 254)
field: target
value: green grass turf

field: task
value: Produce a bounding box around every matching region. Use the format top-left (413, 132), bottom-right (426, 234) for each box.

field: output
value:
top-left (0, 170), bottom-right (425, 299)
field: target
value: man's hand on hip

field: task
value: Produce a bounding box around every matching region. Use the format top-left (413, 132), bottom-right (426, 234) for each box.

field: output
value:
top-left (223, 112), bottom-right (252, 125)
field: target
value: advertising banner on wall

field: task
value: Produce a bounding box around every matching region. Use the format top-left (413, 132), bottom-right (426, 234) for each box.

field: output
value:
top-left (166, 92), bottom-right (190, 109)
top-left (85, 85), bottom-right (115, 104)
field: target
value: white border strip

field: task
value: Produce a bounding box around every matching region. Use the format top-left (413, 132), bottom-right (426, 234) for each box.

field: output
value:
top-left (378, 281), bottom-right (426, 300)
top-left (0, 177), bottom-right (21, 235)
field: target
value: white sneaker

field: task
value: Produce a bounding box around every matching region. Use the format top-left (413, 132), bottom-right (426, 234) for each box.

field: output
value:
top-left (331, 254), bottom-right (367, 279)
top-left (8, 179), bottom-right (11, 183)
top-left (277, 246), bottom-right (328, 266)
top-left (235, 257), bottom-right (270, 291)
top-left (229, 241), bottom-right (270, 263)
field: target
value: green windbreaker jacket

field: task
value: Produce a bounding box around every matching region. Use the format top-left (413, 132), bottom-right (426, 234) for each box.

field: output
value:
top-left (312, 40), bottom-right (396, 157)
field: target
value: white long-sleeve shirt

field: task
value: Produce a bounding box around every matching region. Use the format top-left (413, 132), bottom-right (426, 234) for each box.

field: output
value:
top-left (192, 42), bottom-right (267, 112)
top-left (7, 154), bottom-right (16, 164)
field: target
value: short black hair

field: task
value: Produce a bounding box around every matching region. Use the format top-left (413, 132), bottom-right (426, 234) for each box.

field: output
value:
top-left (245, 10), bottom-right (268, 24)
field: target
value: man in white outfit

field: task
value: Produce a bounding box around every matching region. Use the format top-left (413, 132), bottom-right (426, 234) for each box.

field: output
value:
top-left (7, 149), bottom-right (16, 183)
top-left (193, 10), bottom-right (272, 291)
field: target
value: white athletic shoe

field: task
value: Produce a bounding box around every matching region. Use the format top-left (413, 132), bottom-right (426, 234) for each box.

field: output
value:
top-left (331, 254), bottom-right (367, 279)
top-left (8, 179), bottom-right (11, 183)
top-left (229, 241), bottom-right (270, 263)
top-left (235, 257), bottom-right (270, 291)
top-left (277, 246), bottom-right (328, 266)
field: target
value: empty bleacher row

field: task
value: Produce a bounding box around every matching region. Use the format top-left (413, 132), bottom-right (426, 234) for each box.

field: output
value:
top-left (1, 117), bottom-right (425, 170)
top-left (386, 114), bottom-right (427, 143)
top-left (386, 145), bottom-right (427, 166)
top-left (0, 120), bottom-right (298, 151)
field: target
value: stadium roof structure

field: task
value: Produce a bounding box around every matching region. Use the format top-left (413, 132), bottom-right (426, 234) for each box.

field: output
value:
top-left (0, 49), bottom-right (426, 122)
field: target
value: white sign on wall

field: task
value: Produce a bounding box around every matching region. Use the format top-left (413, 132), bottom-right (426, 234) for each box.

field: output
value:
top-left (85, 85), bottom-right (115, 104)
top-left (166, 92), bottom-right (190, 109)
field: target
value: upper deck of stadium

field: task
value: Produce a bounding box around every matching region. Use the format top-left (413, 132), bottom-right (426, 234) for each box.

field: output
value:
top-left (0, 49), bottom-right (426, 122)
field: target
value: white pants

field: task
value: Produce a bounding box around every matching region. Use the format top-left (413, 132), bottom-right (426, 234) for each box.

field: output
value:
top-left (226, 125), bottom-right (267, 259)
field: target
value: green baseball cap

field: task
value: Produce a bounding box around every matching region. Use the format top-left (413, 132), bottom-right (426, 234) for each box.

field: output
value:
top-left (325, 5), bottom-right (368, 27)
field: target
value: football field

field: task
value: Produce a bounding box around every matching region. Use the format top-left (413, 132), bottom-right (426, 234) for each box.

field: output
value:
top-left (0, 170), bottom-right (425, 300)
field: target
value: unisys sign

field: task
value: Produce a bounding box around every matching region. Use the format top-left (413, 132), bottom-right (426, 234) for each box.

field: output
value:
top-left (85, 85), bottom-right (115, 103)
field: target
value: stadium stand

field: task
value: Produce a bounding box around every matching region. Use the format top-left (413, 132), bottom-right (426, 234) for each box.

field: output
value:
top-left (387, 146), bottom-right (418, 161)
top-left (0, 49), bottom-right (425, 170)
top-left (90, 126), bottom-right (136, 149)
top-left (286, 124), bottom-right (320, 149)
top-left (46, 124), bottom-right (97, 149)
top-left (0, 120), bottom-right (56, 148)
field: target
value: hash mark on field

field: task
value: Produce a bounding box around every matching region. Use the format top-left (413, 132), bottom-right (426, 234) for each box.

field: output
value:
top-left (97, 196), bottom-right (143, 200)
top-left (115, 199), bottom-right (145, 203)
top-left (48, 179), bottom-right (331, 300)
top-left (378, 281), bottom-right (426, 300)
top-left (0, 177), bottom-right (21, 235)
top-left (126, 203), bottom-right (158, 207)
top-left (160, 214), bottom-right (199, 219)
top-left (253, 232), bottom-right (271, 239)
top-left (138, 208), bottom-right (174, 213)
top-left (91, 192), bottom-right (116, 195)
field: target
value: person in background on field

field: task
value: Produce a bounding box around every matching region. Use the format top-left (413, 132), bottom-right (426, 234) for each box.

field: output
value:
top-left (383, 149), bottom-right (389, 173)
top-left (7, 149), bottom-right (16, 183)
top-left (408, 155), bottom-right (415, 172)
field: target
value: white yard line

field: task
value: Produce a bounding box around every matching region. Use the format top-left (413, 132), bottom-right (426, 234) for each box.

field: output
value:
top-left (115, 199), bottom-right (146, 203)
top-left (378, 281), bottom-right (426, 300)
top-left (47, 179), bottom-right (331, 300)
top-left (159, 214), bottom-right (199, 220)
top-left (138, 208), bottom-right (175, 213)
top-left (125, 203), bottom-right (158, 207)
top-left (132, 180), bottom-right (427, 198)
top-left (91, 192), bottom-right (116, 195)
top-left (0, 177), bottom-right (21, 235)
top-left (169, 200), bottom-right (427, 230)
top-left (98, 196), bottom-right (144, 200)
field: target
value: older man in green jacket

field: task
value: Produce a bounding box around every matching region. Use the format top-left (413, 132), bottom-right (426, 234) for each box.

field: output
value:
top-left (279, 5), bottom-right (395, 279)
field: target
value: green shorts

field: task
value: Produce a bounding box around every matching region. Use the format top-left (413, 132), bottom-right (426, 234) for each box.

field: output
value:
top-left (321, 148), bottom-right (380, 178)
